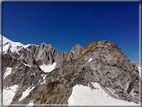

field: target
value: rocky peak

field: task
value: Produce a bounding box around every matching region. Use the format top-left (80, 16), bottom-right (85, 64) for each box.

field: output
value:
top-left (69, 44), bottom-right (83, 60)
top-left (55, 44), bottom-right (83, 68)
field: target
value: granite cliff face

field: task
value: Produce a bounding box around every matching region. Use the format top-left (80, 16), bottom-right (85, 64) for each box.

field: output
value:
top-left (2, 36), bottom-right (81, 67)
top-left (2, 36), bottom-right (140, 106)
top-left (55, 44), bottom-right (82, 68)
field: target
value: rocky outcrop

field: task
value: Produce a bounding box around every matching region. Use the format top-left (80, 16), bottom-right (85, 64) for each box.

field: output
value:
top-left (55, 44), bottom-right (83, 68)
top-left (69, 44), bottom-right (83, 60)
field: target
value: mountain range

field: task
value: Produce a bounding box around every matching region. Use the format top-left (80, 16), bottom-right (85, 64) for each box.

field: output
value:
top-left (1, 36), bottom-right (141, 106)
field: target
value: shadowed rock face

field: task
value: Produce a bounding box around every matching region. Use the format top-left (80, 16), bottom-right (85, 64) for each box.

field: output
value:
top-left (2, 40), bottom-right (140, 105)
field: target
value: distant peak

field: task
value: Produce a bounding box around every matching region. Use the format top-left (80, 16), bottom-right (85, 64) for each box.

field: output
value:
top-left (75, 44), bottom-right (81, 47)
top-left (48, 44), bottom-right (51, 46)
top-left (41, 42), bottom-right (46, 45)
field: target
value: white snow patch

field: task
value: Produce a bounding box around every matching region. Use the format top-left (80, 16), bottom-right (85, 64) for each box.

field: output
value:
top-left (68, 82), bottom-right (139, 106)
top-left (19, 87), bottom-right (35, 101)
top-left (71, 51), bottom-right (75, 54)
top-left (138, 67), bottom-right (141, 77)
top-left (4, 67), bottom-right (12, 79)
top-left (40, 62), bottom-right (56, 73)
top-left (88, 58), bottom-right (92, 62)
top-left (3, 85), bottom-right (18, 105)
top-left (26, 100), bottom-right (34, 106)
top-left (40, 74), bottom-right (46, 84)
top-left (23, 63), bottom-right (31, 67)
top-left (23, 44), bottom-right (31, 48)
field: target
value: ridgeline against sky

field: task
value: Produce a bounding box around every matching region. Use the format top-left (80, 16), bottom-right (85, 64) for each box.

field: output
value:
top-left (2, 2), bottom-right (139, 63)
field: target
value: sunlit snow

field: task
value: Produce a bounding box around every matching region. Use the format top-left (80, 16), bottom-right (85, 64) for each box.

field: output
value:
top-left (3, 85), bottom-right (18, 105)
top-left (2, 36), bottom-right (38, 54)
top-left (23, 63), bottom-right (31, 67)
top-left (88, 58), bottom-right (92, 62)
top-left (26, 100), bottom-right (34, 107)
top-left (71, 51), bottom-right (75, 54)
top-left (19, 87), bottom-right (35, 101)
top-left (68, 82), bottom-right (140, 106)
top-left (40, 74), bottom-right (46, 84)
top-left (138, 67), bottom-right (141, 77)
top-left (3, 36), bottom-right (24, 54)
top-left (4, 67), bottom-right (12, 79)
top-left (40, 62), bottom-right (56, 73)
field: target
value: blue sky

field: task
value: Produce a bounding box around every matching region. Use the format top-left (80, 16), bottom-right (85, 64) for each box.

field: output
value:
top-left (3, 2), bottom-right (139, 63)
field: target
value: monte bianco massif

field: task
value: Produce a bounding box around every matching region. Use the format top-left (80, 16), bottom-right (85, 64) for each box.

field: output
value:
top-left (1, 35), bottom-right (141, 106)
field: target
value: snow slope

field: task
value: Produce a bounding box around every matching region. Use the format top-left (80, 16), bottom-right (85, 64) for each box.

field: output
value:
top-left (3, 67), bottom-right (12, 79)
top-left (3, 36), bottom-right (24, 54)
top-left (19, 87), bottom-right (35, 101)
top-left (3, 85), bottom-right (18, 105)
top-left (2, 36), bottom-right (37, 54)
top-left (40, 62), bottom-right (56, 73)
top-left (68, 82), bottom-right (140, 106)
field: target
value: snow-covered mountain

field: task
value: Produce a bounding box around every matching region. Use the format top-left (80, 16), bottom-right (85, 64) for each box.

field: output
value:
top-left (1, 36), bottom-right (141, 106)
top-left (2, 36), bottom-right (24, 54)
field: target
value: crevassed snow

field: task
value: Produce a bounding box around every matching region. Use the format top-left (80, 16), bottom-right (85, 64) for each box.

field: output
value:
top-left (88, 58), bottom-right (92, 62)
top-left (40, 62), bottom-right (56, 73)
top-left (4, 67), bottom-right (12, 79)
top-left (23, 63), bottom-right (31, 67)
top-left (3, 85), bottom-right (18, 105)
top-left (19, 87), bottom-right (35, 101)
top-left (68, 82), bottom-right (139, 106)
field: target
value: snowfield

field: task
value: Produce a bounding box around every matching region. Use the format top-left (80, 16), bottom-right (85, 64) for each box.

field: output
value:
top-left (68, 82), bottom-right (140, 106)
top-left (40, 62), bottom-right (56, 73)
top-left (3, 85), bottom-right (18, 105)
